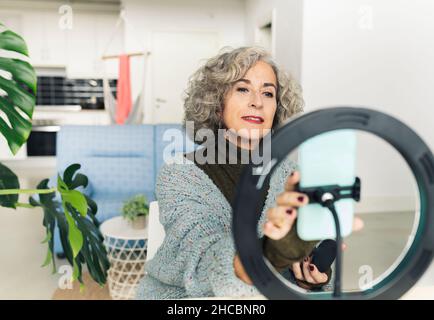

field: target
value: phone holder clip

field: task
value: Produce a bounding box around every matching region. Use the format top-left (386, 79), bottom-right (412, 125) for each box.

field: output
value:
top-left (295, 177), bottom-right (361, 297)
top-left (296, 177), bottom-right (361, 207)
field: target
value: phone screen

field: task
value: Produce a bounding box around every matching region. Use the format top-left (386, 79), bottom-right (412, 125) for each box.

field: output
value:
top-left (296, 130), bottom-right (357, 241)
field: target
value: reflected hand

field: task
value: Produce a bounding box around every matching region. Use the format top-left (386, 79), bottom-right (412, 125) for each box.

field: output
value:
top-left (292, 255), bottom-right (328, 288)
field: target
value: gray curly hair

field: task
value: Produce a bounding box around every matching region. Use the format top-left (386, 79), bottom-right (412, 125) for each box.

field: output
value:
top-left (183, 46), bottom-right (304, 142)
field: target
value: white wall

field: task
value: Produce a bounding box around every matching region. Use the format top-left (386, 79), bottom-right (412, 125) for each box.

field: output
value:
top-left (245, 0), bottom-right (304, 81)
top-left (121, 0), bottom-right (247, 123)
top-left (122, 0), bottom-right (245, 50)
top-left (245, 0), bottom-right (432, 212)
top-left (300, 0), bottom-right (434, 212)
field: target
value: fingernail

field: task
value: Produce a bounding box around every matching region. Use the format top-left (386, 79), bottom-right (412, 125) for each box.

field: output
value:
top-left (309, 265), bottom-right (315, 272)
top-left (286, 208), bottom-right (293, 215)
top-left (298, 196), bottom-right (304, 203)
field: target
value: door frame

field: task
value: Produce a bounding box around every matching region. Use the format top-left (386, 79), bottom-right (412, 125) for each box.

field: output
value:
top-left (147, 29), bottom-right (221, 124)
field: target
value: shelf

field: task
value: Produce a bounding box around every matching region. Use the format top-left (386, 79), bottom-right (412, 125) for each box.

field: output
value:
top-left (35, 105), bottom-right (82, 112)
top-left (1, 156), bottom-right (56, 168)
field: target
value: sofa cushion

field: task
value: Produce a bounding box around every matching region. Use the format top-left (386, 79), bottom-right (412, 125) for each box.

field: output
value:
top-left (78, 156), bottom-right (154, 196)
top-left (154, 124), bottom-right (198, 178)
top-left (57, 125), bottom-right (153, 160)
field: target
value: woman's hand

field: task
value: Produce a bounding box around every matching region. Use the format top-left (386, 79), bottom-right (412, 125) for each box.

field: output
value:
top-left (291, 255), bottom-right (328, 288)
top-left (263, 171), bottom-right (308, 240)
top-left (244, 170), bottom-right (365, 286)
top-left (234, 171), bottom-right (306, 285)
top-left (234, 251), bottom-right (329, 287)
top-left (263, 170), bottom-right (365, 241)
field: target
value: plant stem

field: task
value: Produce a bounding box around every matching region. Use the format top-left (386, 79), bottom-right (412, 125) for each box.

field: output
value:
top-left (15, 202), bottom-right (35, 208)
top-left (0, 188), bottom-right (56, 195)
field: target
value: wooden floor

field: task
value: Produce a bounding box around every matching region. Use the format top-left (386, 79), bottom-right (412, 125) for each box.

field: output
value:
top-left (52, 272), bottom-right (111, 300)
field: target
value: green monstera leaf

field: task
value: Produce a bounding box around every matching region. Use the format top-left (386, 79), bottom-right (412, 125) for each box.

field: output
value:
top-left (29, 164), bottom-right (110, 286)
top-left (0, 22), bottom-right (109, 288)
top-left (0, 21), bottom-right (36, 209)
top-left (0, 22), bottom-right (36, 155)
top-left (0, 162), bottom-right (19, 208)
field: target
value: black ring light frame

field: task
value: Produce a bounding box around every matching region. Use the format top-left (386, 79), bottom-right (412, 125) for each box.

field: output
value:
top-left (233, 107), bottom-right (434, 300)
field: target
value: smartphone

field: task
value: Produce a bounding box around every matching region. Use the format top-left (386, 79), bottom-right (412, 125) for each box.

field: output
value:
top-left (296, 129), bottom-right (357, 241)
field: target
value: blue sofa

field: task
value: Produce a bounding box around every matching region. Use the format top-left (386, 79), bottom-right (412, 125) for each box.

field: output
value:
top-left (53, 124), bottom-right (196, 254)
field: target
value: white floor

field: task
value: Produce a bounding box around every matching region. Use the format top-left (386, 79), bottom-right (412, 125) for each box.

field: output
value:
top-left (0, 159), bottom-right (60, 299)
top-left (0, 158), bottom-right (433, 300)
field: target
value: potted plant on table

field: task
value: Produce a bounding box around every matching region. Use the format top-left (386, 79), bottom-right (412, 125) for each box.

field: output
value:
top-left (121, 194), bottom-right (149, 229)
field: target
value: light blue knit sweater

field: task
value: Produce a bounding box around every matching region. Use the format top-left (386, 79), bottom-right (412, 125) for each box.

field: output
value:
top-left (135, 153), bottom-right (296, 299)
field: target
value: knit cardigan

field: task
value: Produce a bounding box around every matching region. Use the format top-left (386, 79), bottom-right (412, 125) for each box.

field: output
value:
top-left (135, 153), bottom-right (297, 299)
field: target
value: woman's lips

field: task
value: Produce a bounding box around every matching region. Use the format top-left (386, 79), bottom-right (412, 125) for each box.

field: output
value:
top-left (241, 116), bottom-right (264, 124)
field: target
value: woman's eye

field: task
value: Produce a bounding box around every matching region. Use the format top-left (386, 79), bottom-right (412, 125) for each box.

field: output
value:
top-left (237, 87), bottom-right (249, 93)
top-left (264, 92), bottom-right (274, 98)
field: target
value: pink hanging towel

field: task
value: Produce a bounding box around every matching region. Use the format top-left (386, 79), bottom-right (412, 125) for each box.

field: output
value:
top-left (116, 54), bottom-right (132, 124)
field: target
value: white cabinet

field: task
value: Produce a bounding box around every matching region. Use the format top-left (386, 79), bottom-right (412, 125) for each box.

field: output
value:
top-left (0, 12), bottom-right (22, 34)
top-left (65, 13), bottom-right (122, 79)
top-left (65, 14), bottom-right (97, 78)
top-left (21, 12), bottom-right (67, 67)
top-left (1, 9), bottom-right (121, 77)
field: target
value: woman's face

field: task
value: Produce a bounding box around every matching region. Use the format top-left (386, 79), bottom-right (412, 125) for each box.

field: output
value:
top-left (222, 60), bottom-right (278, 143)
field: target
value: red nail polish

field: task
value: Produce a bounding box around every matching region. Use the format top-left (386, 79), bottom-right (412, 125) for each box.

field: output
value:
top-left (286, 209), bottom-right (293, 215)
top-left (298, 196), bottom-right (304, 203)
top-left (309, 265), bottom-right (314, 272)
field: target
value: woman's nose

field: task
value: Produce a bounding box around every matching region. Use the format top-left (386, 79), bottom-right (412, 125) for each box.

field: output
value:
top-left (249, 91), bottom-right (263, 109)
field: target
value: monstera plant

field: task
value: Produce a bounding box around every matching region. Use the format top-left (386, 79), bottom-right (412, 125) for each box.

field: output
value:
top-left (0, 22), bottom-right (109, 288)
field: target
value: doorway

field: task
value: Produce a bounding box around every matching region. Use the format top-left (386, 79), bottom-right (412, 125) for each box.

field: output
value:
top-left (150, 31), bottom-right (219, 123)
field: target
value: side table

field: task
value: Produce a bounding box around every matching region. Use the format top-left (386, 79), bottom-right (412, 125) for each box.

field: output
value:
top-left (100, 216), bottom-right (148, 300)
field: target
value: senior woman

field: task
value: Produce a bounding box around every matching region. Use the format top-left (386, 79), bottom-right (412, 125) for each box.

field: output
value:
top-left (136, 47), bottom-right (333, 299)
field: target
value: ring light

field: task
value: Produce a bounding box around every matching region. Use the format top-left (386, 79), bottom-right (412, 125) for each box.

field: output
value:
top-left (233, 107), bottom-right (434, 299)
